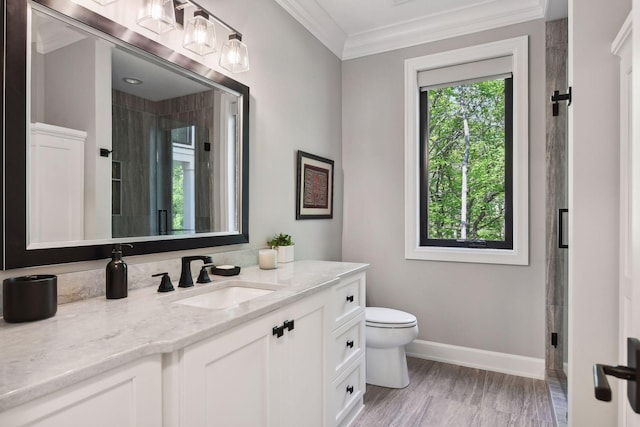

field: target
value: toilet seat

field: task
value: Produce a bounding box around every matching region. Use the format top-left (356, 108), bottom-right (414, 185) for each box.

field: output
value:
top-left (366, 307), bottom-right (417, 328)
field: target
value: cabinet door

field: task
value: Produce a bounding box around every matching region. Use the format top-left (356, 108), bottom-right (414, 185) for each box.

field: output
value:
top-left (181, 291), bottom-right (329, 427)
top-left (180, 311), bottom-right (278, 427)
top-left (274, 292), bottom-right (327, 427)
top-left (0, 355), bottom-right (161, 427)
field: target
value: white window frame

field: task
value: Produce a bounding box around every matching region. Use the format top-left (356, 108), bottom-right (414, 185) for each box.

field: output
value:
top-left (404, 36), bottom-right (529, 265)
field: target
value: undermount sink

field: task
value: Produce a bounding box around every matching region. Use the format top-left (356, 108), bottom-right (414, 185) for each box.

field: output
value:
top-left (174, 284), bottom-right (274, 310)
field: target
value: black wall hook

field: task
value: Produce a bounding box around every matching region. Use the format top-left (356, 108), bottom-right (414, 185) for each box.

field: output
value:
top-left (551, 87), bottom-right (572, 117)
top-left (100, 148), bottom-right (113, 157)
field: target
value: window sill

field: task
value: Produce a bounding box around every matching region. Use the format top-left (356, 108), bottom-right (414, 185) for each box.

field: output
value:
top-left (405, 245), bottom-right (528, 266)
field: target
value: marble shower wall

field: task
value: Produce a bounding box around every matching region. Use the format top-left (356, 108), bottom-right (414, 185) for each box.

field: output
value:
top-left (112, 90), bottom-right (157, 237)
top-left (545, 19), bottom-right (568, 373)
top-left (111, 89), bottom-right (218, 237)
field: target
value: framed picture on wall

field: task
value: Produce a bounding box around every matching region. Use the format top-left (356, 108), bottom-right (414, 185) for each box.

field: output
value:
top-left (296, 151), bottom-right (334, 219)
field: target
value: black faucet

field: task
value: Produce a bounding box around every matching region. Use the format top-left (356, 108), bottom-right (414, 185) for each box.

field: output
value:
top-left (179, 255), bottom-right (213, 288)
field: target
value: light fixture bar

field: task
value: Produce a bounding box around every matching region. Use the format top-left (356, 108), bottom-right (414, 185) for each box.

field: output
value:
top-left (174, 0), bottom-right (242, 38)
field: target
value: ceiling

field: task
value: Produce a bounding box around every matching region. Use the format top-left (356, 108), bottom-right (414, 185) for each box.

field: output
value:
top-left (33, 10), bottom-right (210, 101)
top-left (111, 48), bottom-right (209, 102)
top-left (274, 0), bottom-right (567, 60)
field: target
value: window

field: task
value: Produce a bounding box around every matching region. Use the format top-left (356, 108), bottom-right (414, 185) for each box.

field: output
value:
top-left (420, 76), bottom-right (513, 249)
top-left (171, 126), bottom-right (196, 234)
top-left (404, 36), bottom-right (528, 265)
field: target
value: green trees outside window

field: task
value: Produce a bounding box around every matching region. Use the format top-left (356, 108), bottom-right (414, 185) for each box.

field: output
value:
top-left (172, 163), bottom-right (184, 231)
top-left (420, 77), bottom-right (513, 249)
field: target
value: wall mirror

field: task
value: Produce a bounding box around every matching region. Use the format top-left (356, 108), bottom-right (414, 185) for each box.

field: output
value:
top-left (2, 0), bottom-right (250, 269)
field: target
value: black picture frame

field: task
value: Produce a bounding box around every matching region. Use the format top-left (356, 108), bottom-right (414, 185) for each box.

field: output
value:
top-left (296, 151), bottom-right (334, 220)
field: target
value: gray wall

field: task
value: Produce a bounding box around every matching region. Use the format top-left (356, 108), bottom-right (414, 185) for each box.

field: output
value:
top-left (342, 20), bottom-right (546, 358)
top-left (195, 0), bottom-right (344, 259)
top-left (41, 37), bottom-right (113, 241)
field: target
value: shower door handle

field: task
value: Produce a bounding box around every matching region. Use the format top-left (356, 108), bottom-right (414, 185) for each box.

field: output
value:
top-left (593, 337), bottom-right (640, 413)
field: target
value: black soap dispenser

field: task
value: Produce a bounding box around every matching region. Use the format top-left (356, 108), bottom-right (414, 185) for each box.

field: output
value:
top-left (106, 244), bottom-right (132, 299)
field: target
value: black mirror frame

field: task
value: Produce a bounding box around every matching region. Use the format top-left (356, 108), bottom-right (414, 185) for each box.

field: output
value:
top-left (2, 0), bottom-right (250, 269)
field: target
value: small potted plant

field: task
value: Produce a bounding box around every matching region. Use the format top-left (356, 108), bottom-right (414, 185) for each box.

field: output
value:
top-left (268, 233), bottom-right (295, 263)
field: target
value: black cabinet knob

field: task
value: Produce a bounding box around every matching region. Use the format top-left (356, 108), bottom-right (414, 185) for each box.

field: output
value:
top-left (346, 295), bottom-right (354, 303)
top-left (346, 340), bottom-right (354, 348)
top-left (346, 385), bottom-right (354, 394)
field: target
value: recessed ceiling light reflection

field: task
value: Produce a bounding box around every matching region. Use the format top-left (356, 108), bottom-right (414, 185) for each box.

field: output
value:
top-left (123, 77), bottom-right (143, 85)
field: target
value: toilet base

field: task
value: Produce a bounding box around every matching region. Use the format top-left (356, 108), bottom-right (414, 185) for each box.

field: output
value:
top-left (365, 345), bottom-right (410, 388)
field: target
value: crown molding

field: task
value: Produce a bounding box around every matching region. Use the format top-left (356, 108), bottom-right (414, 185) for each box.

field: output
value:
top-left (541, 0), bottom-right (549, 18)
top-left (611, 11), bottom-right (632, 56)
top-left (273, 0), bottom-right (346, 58)
top-left (276, 0), bottom-right (547, 60)
top-left (343, 0), bottom-right (546, 60)
top-left (35, 25), bottom-right (87, 54)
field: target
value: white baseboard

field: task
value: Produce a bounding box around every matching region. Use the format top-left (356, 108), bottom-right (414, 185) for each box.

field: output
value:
top-left (405, 339), bottom-right (545, 380)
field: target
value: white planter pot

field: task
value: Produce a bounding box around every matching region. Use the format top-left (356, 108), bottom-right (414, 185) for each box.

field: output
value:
top-left (276, 245), bottom-right (294, 263)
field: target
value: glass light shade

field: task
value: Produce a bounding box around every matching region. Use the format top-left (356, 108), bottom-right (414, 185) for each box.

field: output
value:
top-left (137, 0), bottom-right (176, 34)
top-left (219, 34), bottom-right (250, 73)
top-left (183, 12), bottom-right (216, 56)
top-left (92, 0), bottom-right (117, 4)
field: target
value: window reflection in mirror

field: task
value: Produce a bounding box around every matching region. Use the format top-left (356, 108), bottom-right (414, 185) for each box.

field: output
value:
top-left (28, 7), bottom-right (242, 249)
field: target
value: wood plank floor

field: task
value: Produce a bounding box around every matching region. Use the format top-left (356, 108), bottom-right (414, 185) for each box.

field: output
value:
top-left (353, 357), bottom-right (554, 427)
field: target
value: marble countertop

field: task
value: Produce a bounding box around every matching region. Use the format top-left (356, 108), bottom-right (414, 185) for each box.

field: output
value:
top-left (0, 260), bottom-right (368, 412)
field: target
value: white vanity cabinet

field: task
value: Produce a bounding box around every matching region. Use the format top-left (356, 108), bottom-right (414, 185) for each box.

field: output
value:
top-left (0, 267), bottom-right (367, 427)
top-left (0, 355), bottom-right (162, 427)
top-left (327, 272), bottom-right (366, 427)
top-left (178, 288), bottom-right (328, 427)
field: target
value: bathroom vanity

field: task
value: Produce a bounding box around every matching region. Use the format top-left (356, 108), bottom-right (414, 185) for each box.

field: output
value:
top-left (0, 261), bottom-right (367, 427)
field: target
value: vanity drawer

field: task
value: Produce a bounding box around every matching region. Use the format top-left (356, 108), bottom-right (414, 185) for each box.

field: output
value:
top-left (331, 314), bottom-right (365, 378)
top-left (331, 272), bottom-right (365, 329)
top-left (331, 356), bottom-right (365, 426)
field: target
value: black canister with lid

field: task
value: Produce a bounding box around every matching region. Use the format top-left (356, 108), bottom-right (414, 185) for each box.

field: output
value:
top-left (2, 275), bottom-right (57, 323)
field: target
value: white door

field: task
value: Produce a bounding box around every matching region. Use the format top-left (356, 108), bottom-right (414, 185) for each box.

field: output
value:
top-left (616, 9), bottom-right (640, 427)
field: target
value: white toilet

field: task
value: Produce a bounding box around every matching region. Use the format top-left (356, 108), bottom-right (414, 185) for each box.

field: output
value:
top-left (365, 307), bottom-right (418, 389)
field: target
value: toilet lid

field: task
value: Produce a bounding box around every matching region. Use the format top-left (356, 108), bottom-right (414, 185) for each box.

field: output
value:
top-left (366, 307), bottom-right (417, 327)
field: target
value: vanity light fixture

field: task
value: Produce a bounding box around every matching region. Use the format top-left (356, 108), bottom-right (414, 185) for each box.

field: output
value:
top-left (134, 0), bottom-right (249, 73)
top-left (219, 33), bottom-right (250, 73)
top-left (183, 10), bottom-right (216, 56)
top-left (137, 0), bottom-right (176, 34)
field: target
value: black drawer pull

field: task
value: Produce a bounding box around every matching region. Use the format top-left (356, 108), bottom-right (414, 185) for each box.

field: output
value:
top-left (346, 295), bottom-right (354, 303)
top-left (346, 385), bottom-right (354, 394)
top-left (284, 319), bottom-right (295, 331)
top-left (272, 325), bottom-right (284, 338)
top-left (346, 340), bottom-right (354, 348)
